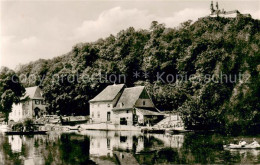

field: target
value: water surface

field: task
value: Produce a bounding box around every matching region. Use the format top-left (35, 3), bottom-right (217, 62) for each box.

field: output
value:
top-left (0, 131), bottom-right (259, 164)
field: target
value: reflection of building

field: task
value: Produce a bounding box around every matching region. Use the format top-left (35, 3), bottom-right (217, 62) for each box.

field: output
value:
top-left (88, 131), bottom-right (138, 157)
top-left (6, 134), bottom-right (60, 164)
top-left (8, 136), bottom-right (22, 152)
top-left (85, 130), bottom-right (184, 158)
top-left (9, 86), bottom-right (48, 122)
top-left (89, 84), bottom-right (164, 126)
top-left (114, 151), bottom-right (139, 165)
top-left (152, 134), bottom-right (184, 148)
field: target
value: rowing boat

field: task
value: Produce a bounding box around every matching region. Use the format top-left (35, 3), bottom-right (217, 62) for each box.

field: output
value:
top-left (224, 143), bottom-right (260, 149)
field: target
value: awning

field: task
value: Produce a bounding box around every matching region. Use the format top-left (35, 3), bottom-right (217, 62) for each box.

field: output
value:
top-left (136, 108), bottom-right (165, 116)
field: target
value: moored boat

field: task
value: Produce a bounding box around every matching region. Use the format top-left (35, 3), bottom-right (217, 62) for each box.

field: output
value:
top-left (5, 131), bottom-right (47, 135)
top-left (224, 143), bottom-right (260, 149)
top-left (61, 116), bottom-right (89, 126)
top-left (141, 128), bottom-right (165, 134)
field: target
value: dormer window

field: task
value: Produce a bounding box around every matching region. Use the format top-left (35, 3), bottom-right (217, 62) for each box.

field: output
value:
top-left (143, 101), bottom-right (145, 106)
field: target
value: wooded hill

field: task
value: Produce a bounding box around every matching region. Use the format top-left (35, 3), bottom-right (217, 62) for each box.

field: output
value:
top-left (14, 15), bottom-right (260, 134)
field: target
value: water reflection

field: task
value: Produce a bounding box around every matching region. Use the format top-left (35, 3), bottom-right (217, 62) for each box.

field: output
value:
top-left (0, 131), bottom-right (259, 164)
top-left (8, 136), bottom-right (22, 153)
top-left (81, 130), bottom-right (184, 157)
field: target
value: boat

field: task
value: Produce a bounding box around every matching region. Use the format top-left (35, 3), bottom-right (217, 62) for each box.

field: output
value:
top-left (61, 116), bottom-right (89, 126)
top-left (224, 143), bottom-right (260, 149)
top-left (141, 128), bottom-right (165, 134)
top-left (5, 131), bottom-right (47, 135)
top-left (167, 129), bottom-right (191, 134)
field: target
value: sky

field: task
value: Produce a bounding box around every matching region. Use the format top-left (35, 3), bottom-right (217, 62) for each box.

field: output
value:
top-left (1, 0), bottom-right (259, 70)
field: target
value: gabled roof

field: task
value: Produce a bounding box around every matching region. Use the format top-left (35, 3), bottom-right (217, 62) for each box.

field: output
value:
top-left (89, 84), bottom-right (125, 102)
top-left (113, 86), bottom-right (144, 110)
top-left (22, 86), bottom-right (43, 100)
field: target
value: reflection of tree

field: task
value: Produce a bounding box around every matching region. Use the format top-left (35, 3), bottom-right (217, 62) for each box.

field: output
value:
top-left (59, 134), bottom-right (95, 164)
top-left (176, 133), bottom-right (254, 164)
top-left (134, 135), bottom-right (170, 165)
top-left (1, 133), bottom-right (259, 164)
top-left (0, 133), bottom-right (96, 165)
top-left (180, 133), bottom-right (224, 164)
top-left (134, 133), bottom-right (260, 164)
top-left (143, 136), bottom-right (164, 149)
top-left (157, 148), bottom-right (185, 164)
top-left (0, 135), bottom-right (28, 164)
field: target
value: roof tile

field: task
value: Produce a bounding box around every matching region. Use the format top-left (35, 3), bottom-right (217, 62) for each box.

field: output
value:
top-left (113, 86), bottom-right (144, 110)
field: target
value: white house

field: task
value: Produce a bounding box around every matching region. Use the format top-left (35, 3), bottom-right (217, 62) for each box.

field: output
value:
top-left (89, 84), bottom-right (125, 123)
top-left (89, 84), bottom-right (164, 126)
top-left (9, 86), bottom-right (48, 122)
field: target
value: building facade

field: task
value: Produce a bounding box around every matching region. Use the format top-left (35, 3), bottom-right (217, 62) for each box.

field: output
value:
top-left (9, 86), bottom-right (48, 122)
top-left (89, 84), bottom-right (164, 126)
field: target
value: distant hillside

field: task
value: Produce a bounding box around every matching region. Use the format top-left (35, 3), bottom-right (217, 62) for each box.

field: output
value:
top-left (16, 15), bottom-right (260, 134)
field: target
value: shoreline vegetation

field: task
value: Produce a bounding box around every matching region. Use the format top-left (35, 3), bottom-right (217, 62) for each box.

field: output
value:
top-left (1, 15), bottom-right (260, 136)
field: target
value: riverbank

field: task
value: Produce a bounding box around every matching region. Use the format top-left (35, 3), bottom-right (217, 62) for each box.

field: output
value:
top-left (38, 123), bottom-right (187, 134)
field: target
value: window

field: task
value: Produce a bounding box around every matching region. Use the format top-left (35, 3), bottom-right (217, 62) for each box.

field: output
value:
top-left (107, 138), bottom-right (111, 149)
top-left (98, 111), bottom-right (100, 118)
top-left (120, 136), bottom-right (127, 142)
top-left (107, 104), bottom-right (110, 107)
top-left (42, 100), bottom-right (46, 105)
top-left (35, 100), bottom-right (40, 105)
top-left (121, 103), bottom-right (124, 107)
top-left (120, 118), bottom-right (127, 125)
top-left (107, 112), bottom-right (111, 121)
top-left (143, 101), bottom-right (146, 105)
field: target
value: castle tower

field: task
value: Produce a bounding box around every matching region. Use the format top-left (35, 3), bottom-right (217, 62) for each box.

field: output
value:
top-left (210, 1), bottom-right (215, 14)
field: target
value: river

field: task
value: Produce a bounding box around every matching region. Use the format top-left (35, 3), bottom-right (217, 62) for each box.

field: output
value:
top-left (0, 131), bottom-right (259, 164)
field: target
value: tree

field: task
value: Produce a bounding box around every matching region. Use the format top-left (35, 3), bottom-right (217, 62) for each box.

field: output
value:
top-left (0, 67), bottom-right (25, 121)
top-left (13, 16), bottom-right (260, 134)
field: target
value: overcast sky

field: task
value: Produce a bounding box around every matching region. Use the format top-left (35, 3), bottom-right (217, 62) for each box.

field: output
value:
top-left (1, 0), bottom-right (259, 70)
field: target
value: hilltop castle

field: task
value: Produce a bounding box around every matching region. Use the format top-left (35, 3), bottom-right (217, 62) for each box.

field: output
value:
top-left (210, 1), bottom-right (251, 18)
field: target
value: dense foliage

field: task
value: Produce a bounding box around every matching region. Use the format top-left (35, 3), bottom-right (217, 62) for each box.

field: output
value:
top-left (14, 15), bottom-right (259, 134)
top-left (0, 67), bottom-right (25, 121)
